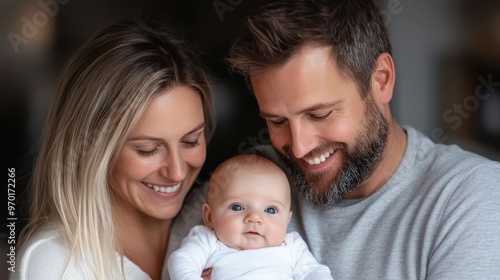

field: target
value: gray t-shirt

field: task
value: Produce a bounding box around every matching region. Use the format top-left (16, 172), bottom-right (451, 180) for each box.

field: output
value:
top-left (167, 126), bottom-right (500, 279)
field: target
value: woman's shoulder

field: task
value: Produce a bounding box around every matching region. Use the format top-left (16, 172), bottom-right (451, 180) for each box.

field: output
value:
top-left (11, 228), bottom-right (85, 280)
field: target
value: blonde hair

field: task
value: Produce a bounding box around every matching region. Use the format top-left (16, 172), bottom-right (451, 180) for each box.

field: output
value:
top-left (19, 19), bottom-right (215, 279)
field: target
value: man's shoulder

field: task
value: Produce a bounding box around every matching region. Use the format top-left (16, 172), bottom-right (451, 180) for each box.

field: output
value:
top-left (407, 128), bottom-right (500, 210)
top-left (432, 141), bottom-right (500, 182)
top-left (407, 126), bottom-right (500, 177)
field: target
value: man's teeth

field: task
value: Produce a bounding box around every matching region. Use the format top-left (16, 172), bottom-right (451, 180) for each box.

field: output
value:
top-left (145, 182), bottom-right (181, 194)
top-left (305, 148), bottom-right (335, 165)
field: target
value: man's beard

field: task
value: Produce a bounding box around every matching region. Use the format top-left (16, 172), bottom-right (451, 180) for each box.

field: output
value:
top-left (281, 100), bottom-right (389, 206)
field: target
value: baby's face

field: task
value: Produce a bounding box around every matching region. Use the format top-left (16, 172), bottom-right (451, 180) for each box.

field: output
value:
top-left (204, 169), bottom-right (291, 250)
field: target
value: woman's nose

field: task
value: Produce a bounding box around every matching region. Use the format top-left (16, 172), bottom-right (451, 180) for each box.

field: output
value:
top-left (159, 149), bottom-right (186, 182)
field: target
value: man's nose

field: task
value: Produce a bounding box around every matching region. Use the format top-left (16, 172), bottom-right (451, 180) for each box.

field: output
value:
top-left (289, 120), bottom-right (317, 159)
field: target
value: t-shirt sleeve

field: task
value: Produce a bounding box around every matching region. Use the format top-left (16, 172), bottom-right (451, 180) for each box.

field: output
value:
top-left (167, 225), bottom-right (216, 280)
top-left (287, 232), bottom-right (334, 280)
top-left (427, 162), bottom-right (500, 279)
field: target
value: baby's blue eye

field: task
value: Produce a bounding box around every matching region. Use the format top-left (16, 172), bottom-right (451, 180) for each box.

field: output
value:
top-left (231, 204), bottom-right (243, 211)
top-left (265, 207), bottom-right (277, 214)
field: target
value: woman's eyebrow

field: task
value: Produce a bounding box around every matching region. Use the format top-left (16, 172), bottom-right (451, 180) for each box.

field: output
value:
top-left (186, 122), bottom-right (206, 134)
top-left (127, 123), bottom-right (206, 141)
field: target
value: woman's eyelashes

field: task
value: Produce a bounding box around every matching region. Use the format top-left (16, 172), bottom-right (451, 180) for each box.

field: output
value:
top-left (182, 131), bottom-right (204, 147)
top-left (136, 146), bottom-right (160, 156)
top-left (133, 135), bottom-right (202, 157)
top-left (183, 139), bottom-right (200, 147)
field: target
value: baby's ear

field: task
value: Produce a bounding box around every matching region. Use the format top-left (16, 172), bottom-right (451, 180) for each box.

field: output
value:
top-left (202, 203), bottom-right (213, 229)
top-left (288, 211), bottom-right (293, 224)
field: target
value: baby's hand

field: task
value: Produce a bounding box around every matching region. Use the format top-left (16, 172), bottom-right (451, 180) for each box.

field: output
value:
top-left (201, 267), bottom-right (212, 280)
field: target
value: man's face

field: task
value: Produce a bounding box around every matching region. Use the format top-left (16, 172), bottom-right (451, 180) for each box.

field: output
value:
top-left (250, 45), bottom-right (388, 205)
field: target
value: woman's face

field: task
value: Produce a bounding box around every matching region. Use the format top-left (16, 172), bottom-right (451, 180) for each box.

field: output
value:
top-left (110, 86), bottom-right (207, 221)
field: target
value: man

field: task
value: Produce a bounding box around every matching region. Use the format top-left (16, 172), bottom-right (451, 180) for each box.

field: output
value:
top-left (224, 0), bottom-right (500, 279)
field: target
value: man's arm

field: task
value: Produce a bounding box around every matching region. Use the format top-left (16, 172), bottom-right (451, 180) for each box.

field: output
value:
top-left (427, 163), bottom-right (500, 279)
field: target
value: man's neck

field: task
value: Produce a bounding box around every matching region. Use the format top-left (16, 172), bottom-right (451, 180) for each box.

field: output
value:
top-left (344, 120), bottom-right (407, 199)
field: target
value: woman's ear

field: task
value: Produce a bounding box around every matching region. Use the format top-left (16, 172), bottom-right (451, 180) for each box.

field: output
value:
top-left (202, 203), bottom-right (213, 229)
top-left (372, 52), bottom-right (396, 105)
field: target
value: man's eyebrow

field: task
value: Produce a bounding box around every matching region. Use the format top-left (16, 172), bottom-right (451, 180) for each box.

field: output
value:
top-left (259, 100), bottom-right (344, 118)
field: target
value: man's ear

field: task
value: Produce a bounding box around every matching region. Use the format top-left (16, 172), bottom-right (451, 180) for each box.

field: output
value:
top-left (372, 52), bottom-right (396, 105)
top-left (202, 203), bottom-right (213, 229)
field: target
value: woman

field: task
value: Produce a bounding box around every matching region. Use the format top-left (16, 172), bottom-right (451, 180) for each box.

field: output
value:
top-left (13, 19), bottom-right (215, 279)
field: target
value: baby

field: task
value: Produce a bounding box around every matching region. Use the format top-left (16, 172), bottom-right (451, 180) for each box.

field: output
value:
top-left (168, 154), bottom-right (333, 279)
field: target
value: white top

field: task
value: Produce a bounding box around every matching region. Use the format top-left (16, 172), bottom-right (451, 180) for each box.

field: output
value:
top-left (10, 229), bottom-right (151, 280)
top-left (168, 225), bottom-right (333, 280)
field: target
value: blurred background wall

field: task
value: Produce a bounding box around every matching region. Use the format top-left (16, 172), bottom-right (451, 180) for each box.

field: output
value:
top-left (1, 0), bottom-right (499, 277)
top-left (380, 0), bottom-right (500, 158)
